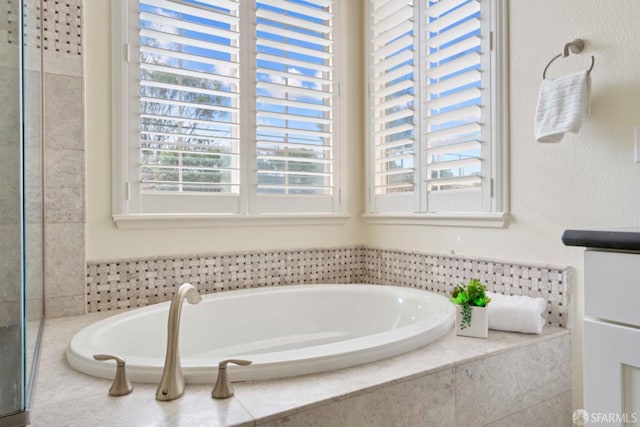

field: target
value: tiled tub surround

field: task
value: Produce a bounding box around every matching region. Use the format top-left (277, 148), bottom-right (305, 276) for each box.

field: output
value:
top-left (86, 247), bottom-right (571, 328)
top-left (31, 311), bottom-right (571, 426)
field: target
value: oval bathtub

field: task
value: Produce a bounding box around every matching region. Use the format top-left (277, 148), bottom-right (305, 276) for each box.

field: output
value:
top-left (67, 284), bottom-right (454, 383)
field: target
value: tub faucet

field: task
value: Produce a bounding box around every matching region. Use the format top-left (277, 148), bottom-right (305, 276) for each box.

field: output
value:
top-left (156, 283), bottom-right (202, 401)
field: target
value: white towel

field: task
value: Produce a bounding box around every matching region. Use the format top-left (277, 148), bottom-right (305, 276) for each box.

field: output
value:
top-left (486, 292), bottom-right (546, 334)
top-left (534, 70), bottom-right (591, 143)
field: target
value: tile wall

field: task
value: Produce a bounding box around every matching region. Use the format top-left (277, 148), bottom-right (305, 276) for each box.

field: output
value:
top-left (86, 246), bottom-right (572, 328)
top-left (0, 0), bottom-right (23, 328)
top-left (41, 0), bottom-right (85, 317)
top-left (0, 1), bottom-right (81, 320)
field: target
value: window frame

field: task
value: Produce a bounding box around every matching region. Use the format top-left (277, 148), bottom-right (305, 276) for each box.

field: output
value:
top-left (364, 0), bottom-right (509, 228)
top-left (111, 0), bottom-right (347, 228)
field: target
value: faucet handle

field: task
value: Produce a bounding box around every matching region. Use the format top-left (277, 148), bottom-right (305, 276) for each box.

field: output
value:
top-left (211, 359), bottom-right (252, 399)
top-left (93, 354), bottom-right (134, 396)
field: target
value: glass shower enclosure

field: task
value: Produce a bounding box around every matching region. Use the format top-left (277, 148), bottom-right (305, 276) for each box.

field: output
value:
top-left (0, 0), bottom-right (45, 424)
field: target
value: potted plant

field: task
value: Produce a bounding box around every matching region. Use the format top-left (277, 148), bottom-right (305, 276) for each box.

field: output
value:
top-left (450, 279), bottom-right (491, 338)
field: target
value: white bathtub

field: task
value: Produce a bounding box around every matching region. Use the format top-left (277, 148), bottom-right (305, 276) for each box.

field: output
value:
top-left (67, 284), bottom-right (454, 383)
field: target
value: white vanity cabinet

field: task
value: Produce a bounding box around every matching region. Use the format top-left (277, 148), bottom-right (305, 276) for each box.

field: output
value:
top-left (584, 250), bottom-right (640, 426)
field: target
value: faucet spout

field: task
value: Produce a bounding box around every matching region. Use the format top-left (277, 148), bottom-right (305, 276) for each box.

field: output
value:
top-left (156, 283), bottom-right (202, 401)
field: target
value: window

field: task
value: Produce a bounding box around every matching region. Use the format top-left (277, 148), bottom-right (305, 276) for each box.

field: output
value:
top-left (366, 0), bottom-right (508, 224)
top-left (112, 0), bottom-right (341, 221)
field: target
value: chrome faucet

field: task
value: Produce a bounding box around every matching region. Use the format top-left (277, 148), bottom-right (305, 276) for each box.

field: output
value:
top-left (156, 283), bottom-right (202, 401)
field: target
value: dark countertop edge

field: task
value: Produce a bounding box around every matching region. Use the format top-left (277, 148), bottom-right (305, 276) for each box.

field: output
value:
top-left (562, 229), bottom-right (640, 251)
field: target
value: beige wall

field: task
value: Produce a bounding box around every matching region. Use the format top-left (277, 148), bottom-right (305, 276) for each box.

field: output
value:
top-left (84, 1), bottom-right (365, 262)
top-left (85, 0), bottom-right (640, 411)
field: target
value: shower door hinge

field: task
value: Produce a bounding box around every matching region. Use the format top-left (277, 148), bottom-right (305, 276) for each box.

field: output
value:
top-left (124, 43), bottom-right (131, 62)
top-left (490, 32), bottom-right (494, 51)
top-left (490, 178), bottom-right (494, 198)
top-left (125, 182), bottom-right (131, 201)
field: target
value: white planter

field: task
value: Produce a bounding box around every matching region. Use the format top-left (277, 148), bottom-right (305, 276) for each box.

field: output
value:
top-left (455, 305), bottom-right (488, 338)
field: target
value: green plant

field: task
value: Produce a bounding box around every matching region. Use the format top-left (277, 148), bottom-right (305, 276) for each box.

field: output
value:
top-left (450, 279), bottom-right (491, 330)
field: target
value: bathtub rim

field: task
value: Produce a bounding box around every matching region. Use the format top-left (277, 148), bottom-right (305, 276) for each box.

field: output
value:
top-left (67, 284), bottom-right (455, 383)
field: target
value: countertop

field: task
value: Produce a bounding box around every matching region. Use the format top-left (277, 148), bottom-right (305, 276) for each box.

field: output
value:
top-left (562, 227), bottom-right (640, 251)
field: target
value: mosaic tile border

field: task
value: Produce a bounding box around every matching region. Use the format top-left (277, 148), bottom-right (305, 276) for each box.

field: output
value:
top-left (86, 247), bottom-right (365, 313)
top-left (86, 246), bottom-right (572, 328)
top-left (361, 248), bottom-right (572, 329)
top-left (3, 0), bottom-right (18, 45)
top-left (4, 0), bottom-right (82, 54)
top-left (41, 0), bottom-right (82, 54)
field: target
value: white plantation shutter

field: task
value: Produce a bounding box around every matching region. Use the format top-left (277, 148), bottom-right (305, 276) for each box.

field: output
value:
top-left (114, 0), bottom-right (342, 217)
top-left (424, 0), bottom-right (487, 212)
top-left (369, 0), bottom-right (416, 212)
top-left (255, 0), bottom-right (336, 213)
top-left (368, 0), bottom-right (503, 216)
top-left (134, 0), bottom-right (241, 213)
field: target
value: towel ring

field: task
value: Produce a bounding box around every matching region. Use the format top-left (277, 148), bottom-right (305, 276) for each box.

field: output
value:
top-left (542, 39), bottom-right (595, 79)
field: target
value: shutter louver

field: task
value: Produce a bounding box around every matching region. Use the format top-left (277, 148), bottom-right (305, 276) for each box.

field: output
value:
top-left (424, 0), bottom-right (483, 194)
top-left (255, 0), bottom-right (335, 196)
top-left (371, 0), bottom-right (415, 195)
top-left (138, 0), bottom-right (240, 194)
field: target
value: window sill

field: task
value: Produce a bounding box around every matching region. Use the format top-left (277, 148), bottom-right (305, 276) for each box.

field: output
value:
top-left (112, 213), bottom-right (351, 229)
top-left (361, 212), bottom-right (509, 228)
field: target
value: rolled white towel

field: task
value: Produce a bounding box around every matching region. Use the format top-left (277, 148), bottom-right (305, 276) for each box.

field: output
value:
top-left (486, 292), bottom-right (547, 334)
